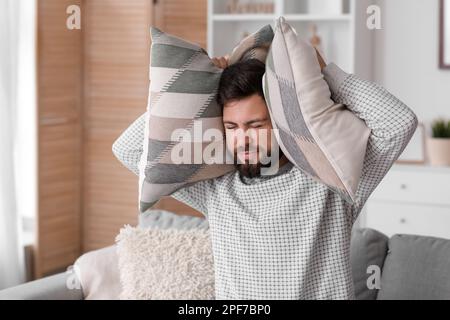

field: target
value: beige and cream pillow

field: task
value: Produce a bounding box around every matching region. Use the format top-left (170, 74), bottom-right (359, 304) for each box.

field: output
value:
top-left (139, 25), bottom-right (274, 213)
top-left (262, 17), bottom-right (371, 203)
top-left (115, 225), bottom-right (214, 300)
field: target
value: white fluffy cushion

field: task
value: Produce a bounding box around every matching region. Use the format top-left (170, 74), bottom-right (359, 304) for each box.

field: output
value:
top-left (115, 225), bottom-right (214, 300)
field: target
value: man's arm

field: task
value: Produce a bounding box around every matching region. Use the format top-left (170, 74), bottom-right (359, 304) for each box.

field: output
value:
top-left (111, 112), bottom-right (212, 216)
top-left (112, 113), bottom-right (146, 176)
top-left (322, 63), bottom-right (418, 221)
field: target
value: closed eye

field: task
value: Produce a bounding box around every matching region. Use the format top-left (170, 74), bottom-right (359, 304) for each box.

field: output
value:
top-left (223, 120), bottom-right (267, 130)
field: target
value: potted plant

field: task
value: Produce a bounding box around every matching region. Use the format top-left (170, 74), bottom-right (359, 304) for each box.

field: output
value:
top-left (426, 119), bottom-right (450, 166)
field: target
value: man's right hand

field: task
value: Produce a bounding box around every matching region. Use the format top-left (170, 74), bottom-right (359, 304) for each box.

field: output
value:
top-left (212, 55), bottom-right (229, 69)
top-left (315, 48), bottom-right (327, 71)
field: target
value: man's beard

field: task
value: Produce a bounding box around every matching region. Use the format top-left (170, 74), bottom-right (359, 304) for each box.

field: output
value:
top-left (235, 146), bottom-right (285, 179)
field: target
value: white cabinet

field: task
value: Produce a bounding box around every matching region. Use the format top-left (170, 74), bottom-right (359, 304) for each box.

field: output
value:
top-left (358, 164), bottom-right (450, 239)
top-left (208, 0), bottom-right (375, 79)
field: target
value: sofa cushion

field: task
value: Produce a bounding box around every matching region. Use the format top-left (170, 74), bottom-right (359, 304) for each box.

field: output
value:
top-left (350, 228), bottom-right (388, 300)
top-left (74, 245), bottom-right (122, 300)
top-left (74, 210), bottom-right (209, 300)
top-left (115, 224), bottom-right (214, 300)
top-left (74, 245), bottom-right (121, 300)
top-left (139, 25), bottom-right (274, 213)
top-left (377, 234), bottom-right (450, 300)
top-left (262, 17), bottom-right (371, 203)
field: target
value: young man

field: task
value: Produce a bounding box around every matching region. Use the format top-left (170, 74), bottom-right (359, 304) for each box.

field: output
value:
top-left (112, 54), bottom-right (418, 300)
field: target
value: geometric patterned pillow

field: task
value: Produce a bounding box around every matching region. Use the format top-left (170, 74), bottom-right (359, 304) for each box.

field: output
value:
top-left (139, 25), bottom-right (274, 213)
top-left (263, 17), bottom-right (371, 204)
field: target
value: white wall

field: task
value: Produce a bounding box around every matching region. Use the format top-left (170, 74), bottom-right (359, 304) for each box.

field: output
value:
top-left (373, 0), bottom-right (450, 126)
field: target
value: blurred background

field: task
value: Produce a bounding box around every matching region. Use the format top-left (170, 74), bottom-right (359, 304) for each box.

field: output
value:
top-left (1, 0), bottom-right (450, 290)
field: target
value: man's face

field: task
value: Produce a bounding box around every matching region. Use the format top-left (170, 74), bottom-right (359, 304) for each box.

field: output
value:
top-left (222, 94), bottom-right (278, 178)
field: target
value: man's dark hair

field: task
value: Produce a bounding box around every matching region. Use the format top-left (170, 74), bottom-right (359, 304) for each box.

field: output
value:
top-left (217, 59), bottom-right (266, 107)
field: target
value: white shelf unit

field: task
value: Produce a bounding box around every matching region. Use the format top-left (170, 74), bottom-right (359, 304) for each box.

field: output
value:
top-left (207, 0), bottom-right (374, 80)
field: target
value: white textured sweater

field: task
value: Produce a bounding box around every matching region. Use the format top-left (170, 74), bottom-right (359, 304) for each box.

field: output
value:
top-left (112, 63), bottom-right (418, 299)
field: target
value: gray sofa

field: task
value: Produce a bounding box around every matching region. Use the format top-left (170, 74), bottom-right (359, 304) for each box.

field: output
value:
top-left (1, 210), bottom-right (450, 300)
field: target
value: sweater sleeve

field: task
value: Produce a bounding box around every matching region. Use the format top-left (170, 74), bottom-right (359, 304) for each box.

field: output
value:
top-left (322, 63), bottom-right (419, 221)
top-left (111, 112), bottom-right (211, 216)
top-left (112, 112), bottom-right (146, 176)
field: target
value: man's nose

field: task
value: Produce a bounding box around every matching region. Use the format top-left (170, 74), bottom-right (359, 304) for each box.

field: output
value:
top-left (235, 134), bottom-right (249, 150)
top-left (235, 129), bottom-right (257, 150)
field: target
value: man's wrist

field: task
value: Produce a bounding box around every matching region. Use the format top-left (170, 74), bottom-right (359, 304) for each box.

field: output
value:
top-left (322, 63), bottom-right (350, 96)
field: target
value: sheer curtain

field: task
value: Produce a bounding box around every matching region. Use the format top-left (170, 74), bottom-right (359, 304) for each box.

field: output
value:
top-left (0, 0), bottom-right (37, 289)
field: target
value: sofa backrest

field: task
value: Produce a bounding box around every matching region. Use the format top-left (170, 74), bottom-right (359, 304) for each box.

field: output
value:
top-left (351, 227), bottom-right (450, 300)
top-left (377, 233), bottom-right (450, 300)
